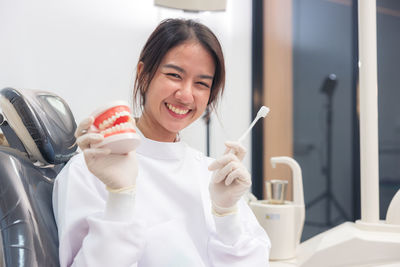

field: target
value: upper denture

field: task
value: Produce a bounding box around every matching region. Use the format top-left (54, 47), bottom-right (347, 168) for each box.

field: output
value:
top-left (93, 105), bottom-right (136, 137)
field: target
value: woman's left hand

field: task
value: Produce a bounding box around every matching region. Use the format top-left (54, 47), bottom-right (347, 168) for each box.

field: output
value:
top-left (208, 141), bottom-right (252, 216)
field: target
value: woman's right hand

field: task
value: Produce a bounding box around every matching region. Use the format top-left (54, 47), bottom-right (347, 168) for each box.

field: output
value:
top-left (75, 117), bottom-right (138, 192)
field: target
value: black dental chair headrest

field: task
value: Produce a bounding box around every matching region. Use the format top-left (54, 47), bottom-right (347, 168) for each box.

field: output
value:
top-left (0, 87), bottom-right (77, 165)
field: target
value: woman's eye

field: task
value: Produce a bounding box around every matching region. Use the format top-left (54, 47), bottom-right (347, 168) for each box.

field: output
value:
top-left (197, 81), bottom-right (211, 89)
top-left (166, 73), bottom-right (181, 79)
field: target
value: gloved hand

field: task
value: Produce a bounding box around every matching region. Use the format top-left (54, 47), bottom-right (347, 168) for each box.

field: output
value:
top-left (75, 116), bottom-right (138, 193)
top-left (208, 141), bottom-right (251, 216)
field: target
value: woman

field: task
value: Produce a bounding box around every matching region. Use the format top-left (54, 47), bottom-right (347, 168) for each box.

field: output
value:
top-left (53, 18), bottom-right (270, 267)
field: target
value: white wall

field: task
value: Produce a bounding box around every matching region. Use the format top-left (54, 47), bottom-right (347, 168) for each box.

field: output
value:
top-left (0, 0), bottom-right (253, 170)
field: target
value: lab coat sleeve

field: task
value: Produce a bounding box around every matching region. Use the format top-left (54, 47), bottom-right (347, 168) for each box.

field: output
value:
top-left (52, 154), bottom-right (147, 267)
top-left (208, 199), bottom-right (271, 267)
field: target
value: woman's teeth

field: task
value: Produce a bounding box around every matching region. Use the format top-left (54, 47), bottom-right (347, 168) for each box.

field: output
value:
top-left (100, 121), bottom-right (135, 136)
top-left (166, 103), bottom-right (189, 115)
top-left (99, 111), bottom-right (131, 130)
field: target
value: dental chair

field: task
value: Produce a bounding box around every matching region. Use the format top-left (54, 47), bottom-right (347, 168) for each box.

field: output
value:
top-left (0, 87), bottom-right (77, 267)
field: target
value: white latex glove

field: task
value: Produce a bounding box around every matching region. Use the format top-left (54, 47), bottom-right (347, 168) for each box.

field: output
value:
top-left (208, 141), bottom-right (251, 216)
top-left (75, 117), bottom-right (138, 192)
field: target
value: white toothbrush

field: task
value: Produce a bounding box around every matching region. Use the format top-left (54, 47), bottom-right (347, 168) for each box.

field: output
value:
top-left (237, 106), bottom-right (270, 143)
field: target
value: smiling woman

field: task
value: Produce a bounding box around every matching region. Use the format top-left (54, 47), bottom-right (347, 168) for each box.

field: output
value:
top-left (134, 19), bottom-right (225, 109)
top-left (52, 18), bottom-right (270, 267)
top-left (136, 41), bottom-right (215, 141)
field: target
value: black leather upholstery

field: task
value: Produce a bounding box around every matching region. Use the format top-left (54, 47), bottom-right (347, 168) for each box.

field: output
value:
top-left (0, 88), bottom-right (77, 267)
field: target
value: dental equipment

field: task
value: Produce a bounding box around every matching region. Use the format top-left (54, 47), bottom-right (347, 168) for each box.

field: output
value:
top-left (268, 1), bottom-right (400, 266)
top-left (250, 157), bottom-right (305, 260)
top-left (237, 106), bottom-right (270, 143)
top-left (91, 101), bottom-right (141, 154)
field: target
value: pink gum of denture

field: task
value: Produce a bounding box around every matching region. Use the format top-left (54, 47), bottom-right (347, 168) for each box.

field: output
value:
top-left (90, 101), bottom-right (140, 154)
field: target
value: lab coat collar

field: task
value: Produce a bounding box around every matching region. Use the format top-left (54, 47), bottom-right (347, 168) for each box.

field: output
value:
top-left (135, 127), bottom-right (186, 160)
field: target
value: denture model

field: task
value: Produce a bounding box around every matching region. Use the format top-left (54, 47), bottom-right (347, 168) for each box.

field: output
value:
top-left (91, 101), bottom-right (140, 154)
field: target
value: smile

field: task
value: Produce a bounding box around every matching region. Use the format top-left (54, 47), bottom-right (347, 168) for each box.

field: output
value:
top-left (166, 103), bottom-right (190, 115)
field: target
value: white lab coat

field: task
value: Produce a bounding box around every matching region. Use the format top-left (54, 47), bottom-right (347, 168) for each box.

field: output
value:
top-left (52, 132), bottom-right (270, 267)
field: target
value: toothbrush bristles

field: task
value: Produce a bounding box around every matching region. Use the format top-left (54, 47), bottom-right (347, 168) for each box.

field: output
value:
top-left (257, 106), bottom-right (270, 118)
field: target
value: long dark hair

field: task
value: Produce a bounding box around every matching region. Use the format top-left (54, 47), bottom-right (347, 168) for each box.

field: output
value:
top-left (134, 18), bottom-right (225, 112)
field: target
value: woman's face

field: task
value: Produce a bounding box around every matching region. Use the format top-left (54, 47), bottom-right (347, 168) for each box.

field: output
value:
top-left (138, 41), bottom-right (215, 142)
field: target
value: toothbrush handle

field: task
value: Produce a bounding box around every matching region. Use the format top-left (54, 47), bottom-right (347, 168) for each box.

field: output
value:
top-left (237, 117), bottom-right (259, 143)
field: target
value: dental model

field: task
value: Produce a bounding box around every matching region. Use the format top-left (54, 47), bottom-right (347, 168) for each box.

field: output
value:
top-left (237, 106), bottom-right (270, 143)
top-left (91, 101), bottom-right (140, 154)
